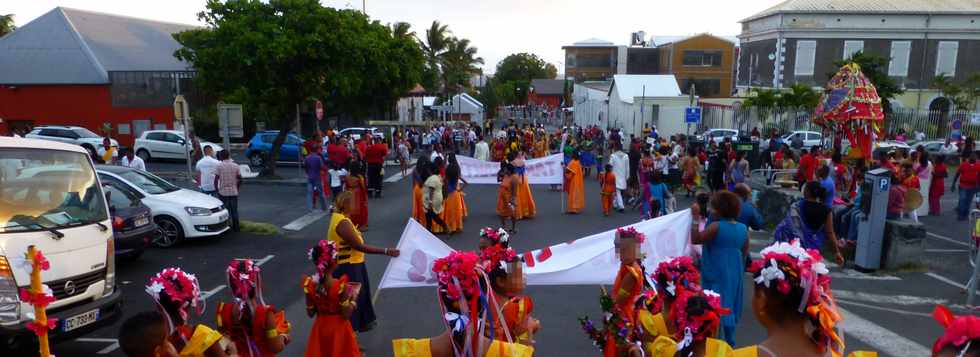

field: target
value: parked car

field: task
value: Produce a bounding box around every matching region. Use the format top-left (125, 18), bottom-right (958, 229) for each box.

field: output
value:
top-left (696, 129), bottom-right (739, 144)
top-left (338, 127), bottom-right (385, 141)
top-left (133, 130), bottom-right (223, 162)
top-left (0, 137), bottom-right (122, 353)
top-left (915, 140), bottom-right (959, 157)
top-left (95, 165), bottom-right (229, 247)
top-left (782, 130), bottom-right (823, 149)
top-left (101, 179), bottom-right (154, 259)
top-left (244, 131), bottom-right (304, 166)
top-left (25, 125), bottom-right (119, 158)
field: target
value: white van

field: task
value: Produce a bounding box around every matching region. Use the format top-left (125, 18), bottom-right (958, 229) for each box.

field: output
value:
top-left (0, 137), bottom-right (121, 353)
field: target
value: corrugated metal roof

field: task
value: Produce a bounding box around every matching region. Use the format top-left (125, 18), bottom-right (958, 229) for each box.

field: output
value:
top-left (0, 7), bottom-right (196, 85)
top-left (609, 75), bottom-right (683, 104)
top-left (743, 0), bottom-right (980, 22)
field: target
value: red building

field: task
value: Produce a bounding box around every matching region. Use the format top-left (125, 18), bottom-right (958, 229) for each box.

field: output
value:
top-left (0, 7), bottom-right (197, 146)
top-left (527, 79), bottom-right (568, 109)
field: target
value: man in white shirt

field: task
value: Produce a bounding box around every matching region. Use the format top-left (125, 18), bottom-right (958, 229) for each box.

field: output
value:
top-left (941, 138), bottom-right (958, 155)
top-left (195, 146), bottom-right (220, 196)
top-left (608, 144), bottom-right (629, 212)
top-left (474, 136), bottom-right (490, 161)
top-left (120, 150), bottom-right (146, 171)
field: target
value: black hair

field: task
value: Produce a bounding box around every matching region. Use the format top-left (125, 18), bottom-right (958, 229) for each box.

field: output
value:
top-left (817, 164), bottom-right (830, 179)
top-left (695, 193), bottom-right (710, 218)
top-left (119, 311), bottom-right (168, 357)
top-left (804, 181), bottom-right (827, 200)
top-left (605, 164), bottom-right (613, 171)
top-left (674, 294), bottom-right (715, 356)
top-left (446, 154), bottom-right (461, 185)
top-left (217, 150), bottom-right (230, 160)
top-left (432, 156), bottom-right (445, 170)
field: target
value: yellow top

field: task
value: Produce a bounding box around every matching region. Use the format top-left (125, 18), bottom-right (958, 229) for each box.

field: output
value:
top-left (179, 325), bottom-right (223, 357)
top-left (649, 337), bottom-right (733, 357)
top-left (637, 310), bottom-right (670, 339)
top-left (734, 345), bottom-right (875, 357)
top-left (392, 338), bottom-right (534, 357)
top-left (328, 212), bottom-right (365, 264)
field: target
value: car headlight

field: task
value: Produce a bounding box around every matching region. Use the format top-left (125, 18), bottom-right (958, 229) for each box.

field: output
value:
top-left (185, 207), bottom-right (212, 216)
top-left (0, 256), bottom-right (20, 322)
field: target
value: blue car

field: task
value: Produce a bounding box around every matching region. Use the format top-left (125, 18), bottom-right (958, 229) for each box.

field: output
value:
top-left (245, 131), bottom-right (305, 166)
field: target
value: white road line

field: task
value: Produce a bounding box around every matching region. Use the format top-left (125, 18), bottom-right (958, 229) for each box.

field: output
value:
top-left (926, 272), bottom-right (968, 290)
top-left (201, 285), bottom-right (227, 300)
top-left (839, 307), bottom-right (931, 357)
top-left (926, 249), bottom-right (968, 253)
top-left (255, 254), bottom-right (275, 266)
top-left (282, 210), bottom-right (327, 231)
top-left (927, 232), bottom-right (971, 248)
top-left (76, 338), bottom-right (120, 355)
top-left (384, 171), bottom-right (407, 183)
top-left (830, 269), bottom-right (901, 281)
top-left (836, 298), bottom-right (932, 318)
top-left (833, 289), bottom-right (947, 306)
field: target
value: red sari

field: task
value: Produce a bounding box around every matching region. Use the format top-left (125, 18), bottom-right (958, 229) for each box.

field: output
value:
top-left (345, 175), bottom-right (369, 229)
top-left (303, 275), bottom-right (361, 357)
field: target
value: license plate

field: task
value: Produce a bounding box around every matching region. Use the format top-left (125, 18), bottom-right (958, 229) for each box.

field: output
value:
top-left (62, 309), bottom-right (100, 332)
top-left (134, 217), bottom-right (149, 227)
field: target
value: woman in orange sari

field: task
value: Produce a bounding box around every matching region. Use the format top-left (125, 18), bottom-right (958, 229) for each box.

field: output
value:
top-left (302, 240), bottom-right (361, 357)
top-left (604, 227), bottom-right (645, 357)
top-left (511, 152), bottom-right (537, 220)
top-left (345, 160), bottom-right (369, 230)
top-left (533, 134), bottom-right (549, 158)
top-left (411, 156), bottom-right (430, 224)
top-left (565, 151), bottom-right (586, 214)
top-left (497, 164), bottom-right (518, 233)
top-left (443, 154), bottom-right (468, 234)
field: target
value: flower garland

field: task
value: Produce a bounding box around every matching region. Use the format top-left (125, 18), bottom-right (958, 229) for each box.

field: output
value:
top-left (479, 245), bottom-right (519, 274)
top-left (20, 247), bottom-right (57, 351)
top-left (579, 287), bottom-right (638, 356)
top-left (616, 227), bottom-right (645, 243)
top-left (227, 259), bottom-right (260, 301)
top-left (669, 287), bottom-right (729, 351)
top-left (932, 304), bottom-right (980, 355)
top-left (146, 267), bottom-right (202, 323)
top-left (652, 256), bottom-right (702, 298)
top-left (748, 240), bottom-right (842, 357)
top-left (432, 251), bottom-right (482, 302)
top-left (308, 240), bottom-right (338, 278)
top-left (480, 227), bottom-right (510, 246)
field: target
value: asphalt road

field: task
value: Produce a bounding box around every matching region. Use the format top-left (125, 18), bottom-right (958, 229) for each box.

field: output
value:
top-left (50, 156), bottom-right (972, 357)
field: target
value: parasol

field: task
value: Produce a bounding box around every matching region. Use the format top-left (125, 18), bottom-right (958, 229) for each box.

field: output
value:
top-left (814, 63), bottom-right (885, 160)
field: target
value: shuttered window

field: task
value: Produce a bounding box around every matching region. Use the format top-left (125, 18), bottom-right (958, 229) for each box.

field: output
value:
top-left (936, 41), bottom-right (959, 76)
top-left (794, 41), bottom-right (817, 76)
top-left (888, 41), bottom-right (911, 77)
top-left (843, 40), bottom-right (864, 60)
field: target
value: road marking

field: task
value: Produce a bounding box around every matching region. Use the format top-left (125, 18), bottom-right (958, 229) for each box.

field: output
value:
top-left (927, 232), bottom-right (971, 248)
top-left (255, 254), bottom-right (275, 266)
top-left (830, 269), bottom-right (901, 281)
top-left (926, 272), bottom-right (968, 290)
top-left (283, 210), bottom-right (328, 231)
top-left (833, 289), bottom-right (946, 306)
top-left (201, 285), bottom-right (227, 300)
top-left (926, 249), bottom-right (968, 253)
top-left (839, 307), bottom-right (931, 357)
top-left (836, 298), bottom-right (932, 318)
top-left (385, 171), bottom-right (408, 183)
top-left (76, 338), bottom-right (120, 354)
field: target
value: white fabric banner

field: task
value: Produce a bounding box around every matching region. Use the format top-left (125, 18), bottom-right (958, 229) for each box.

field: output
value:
top-left (377, 210), bottom-right (695, 289)
top-left (456, 153), bottom-right (564, 185)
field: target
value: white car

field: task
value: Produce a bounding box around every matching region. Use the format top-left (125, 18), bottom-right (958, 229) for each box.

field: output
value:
top-left (782, 130), bottom-right (823, 149)
top-left (697, 129), bottom-right (739, 144)
top-left (24, 125), bottom-right (119, 158)
top-left (95, 165), bottom-right (229, 247)
top-left (0, 137), bottom-right (122, 349)
top-left (338, 127), bottom-right (385, 141)
top-left (133, 130), bottom-right (223, 162)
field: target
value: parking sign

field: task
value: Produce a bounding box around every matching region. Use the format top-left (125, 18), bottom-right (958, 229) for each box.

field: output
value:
top-left (685, 107), bottom-right (701, 123)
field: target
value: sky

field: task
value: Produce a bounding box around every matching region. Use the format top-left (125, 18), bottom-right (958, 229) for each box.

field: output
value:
top-left (10, 0), bottom-right (785, 74)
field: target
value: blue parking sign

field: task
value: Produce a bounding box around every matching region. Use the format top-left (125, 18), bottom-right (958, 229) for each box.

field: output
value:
top-left (685, 107), bottom-right (701, 123)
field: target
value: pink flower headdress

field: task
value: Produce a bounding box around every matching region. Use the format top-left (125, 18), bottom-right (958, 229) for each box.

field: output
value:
top-left (669, 287), bottom-right (730, 351)
top-left (479, 245), bottom-right (520, 275)
top-left (227, 259), bottom-right (265, 307)
top-left (145, 267), bottom-right (202, 336)
top-left (479, 227), bottom-right (510, 247)
top-left (652, 256), bottom-right (701, 298)
top-left (308, 240), bottom-right (338, 283)
top-left (616, 227), bottom-right (646, 243)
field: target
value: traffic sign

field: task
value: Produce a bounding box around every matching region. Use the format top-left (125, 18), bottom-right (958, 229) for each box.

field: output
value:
top-left (173, 95), bottom-right (189, 121)
top-left (315, 100), bottom-right (324, 120)
top-left (217, 104), bottom-right (244, 138)
top-left (685, 107), bottom-right (701, 124)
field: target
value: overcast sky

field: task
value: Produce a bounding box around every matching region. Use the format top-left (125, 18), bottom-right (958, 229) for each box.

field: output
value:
top-left (11, 0), bottom-right (784, 74)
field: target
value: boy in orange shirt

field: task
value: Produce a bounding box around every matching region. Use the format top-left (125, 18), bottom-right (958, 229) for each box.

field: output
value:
top-left (600, 164), bottom-right (617, 216)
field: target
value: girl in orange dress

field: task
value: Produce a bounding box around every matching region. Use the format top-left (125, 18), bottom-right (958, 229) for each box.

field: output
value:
top-left (345, 160), bottom-right (369, 230)
top-left (511, 152), bottom-right (537, 220)
top-left (481, 243), bottom-right (540, 346)
top-left (565, 152), bottom-right (586, 214)
top-left (216, 259), bottom-right (291, 357)
top-left (605, 227), bottom-right (645, 357)
top-left (497, 164), bottom-right (518, 232)
top-left (443, 154), bottom-right (468, 234)
top-left (411, 156), bottom-right (430, 224)
top-left (302, 240), bottom-right (361, 357)
top-left (600, 165), bottom-right (616, 216)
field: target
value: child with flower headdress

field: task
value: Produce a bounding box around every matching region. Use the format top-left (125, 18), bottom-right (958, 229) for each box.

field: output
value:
top-left (638, 256), bottom-right (703, 355)
top-left (302, 240), bottom-right (361, 357)
top-left (392, 251), bottom-right (533, 356)
top-left (932, 304), bottom-right (980, 357)
top-left (478, 227), bottom-right (511, 251)
top-left (480, 243), bottom-right (540, 346)
top-left (650, 287), bottom-right (734, 357)
top-left (145, 267), bottom-right (236, 357)
top-left (595, 227), bottom-right (646, 357)
top-left (215, 259), bottom-right (291, 356)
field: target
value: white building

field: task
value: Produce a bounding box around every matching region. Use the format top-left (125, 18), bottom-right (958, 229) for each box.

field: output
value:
top-left (396, 84), bottom-right (426, 122)
top-left (606, 75), bottom-right (693, 138)
top-left (438, 93), bottom-right (485, 124)
top-left (572, 82), bottom-right (611, 128)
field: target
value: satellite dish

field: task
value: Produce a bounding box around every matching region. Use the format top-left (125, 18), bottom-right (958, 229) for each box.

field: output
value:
top-left (768, 53), bottom-right (776, 61)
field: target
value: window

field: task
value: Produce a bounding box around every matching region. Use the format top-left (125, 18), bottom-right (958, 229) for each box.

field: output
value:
top-left (682, 50), bottom-right (723, 67)
top-left (843, 40), bottom-right (864, 60)
top-left (936, 41), bottom-right (959, 76)
top-left (102, 180), bottom-right (141, 209)
top-left (38, 128), bottom-right (59, 137)
top-left (163, 133), bottom-right (183, 143)
top-left (146, 132), bottom-right (165, 141)
top-left (286, 136), bottom-right (303, 145)
top-left (260, 135), bottom-right (275, 144)
top-left (72, 127), bottom-right (100, 138)
top-left (794, 41), bottom-right (817, 76)
top-left (680, 78), bottom-right (722, 96)
top-left (807, 132), bottom-right (821, 141)
top-left (889, 41), bottom-right (912, 77)
top-left (57, 129), bottom-right (79, 139)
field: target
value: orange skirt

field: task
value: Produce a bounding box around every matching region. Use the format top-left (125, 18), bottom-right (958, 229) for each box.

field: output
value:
top-left (515, 176), bottom-right (536, 220)
top-left (444, 191), bottom-right (465, 233)
top-left (305, 314), bottom-right (361, 357)
top-left (461, 192), bottom-right (469, 218)
top-left (412, 184), bottom-right (425, 223)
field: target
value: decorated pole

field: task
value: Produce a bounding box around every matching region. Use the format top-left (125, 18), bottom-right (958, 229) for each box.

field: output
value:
top-left (22, 245), bottom-right (56, 357)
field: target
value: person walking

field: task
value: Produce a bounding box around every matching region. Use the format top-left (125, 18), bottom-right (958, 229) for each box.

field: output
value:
top-left (364, 136), bottom-right (388, 198)
top-left (930, 155), bottom-right (948, 215)
top-left (690, 191), bottom-right (748, 347)
top-left (196, 146), bottom-right (220, 196)
top-left (397, 138), bottom-right (410, 177)
top-left (564, 151), bottom-right (586, 214)
top-left (474, 135), bottom-right (490, 161)
top-left (423, 157), bottom-right (449, 233)
top-left (213, 150), bottom-right (242, 232)
top-left (608, 144), bottom-right (629, 212)
top-left (305, 148), bottom-right (328, 212)
top-left (600, 164), bottom-right (616, 216)
top-left (497, 163), bottom-right (518, 232)
top-left (325, 191), bottom-right (400, 333)
top-left (121, 149), bottom-right (146, 171)
top-left (953, 152), bottom-right (980, 221)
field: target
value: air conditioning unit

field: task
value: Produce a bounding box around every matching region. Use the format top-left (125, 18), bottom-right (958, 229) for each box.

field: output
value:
top-left (631, 31), bottom-right (647, 46)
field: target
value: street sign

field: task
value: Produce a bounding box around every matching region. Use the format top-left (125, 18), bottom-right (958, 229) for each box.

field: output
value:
top-left (217, 104), bottom-right (244, 138)
top-left (315, 100), bottom-right (324, 120)
top-left (685, 107), bottom-right (701, 124)
top-left (173, 95), bottom-right (189, 121)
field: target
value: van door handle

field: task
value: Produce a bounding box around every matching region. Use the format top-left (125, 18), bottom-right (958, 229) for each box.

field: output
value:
top-left (95, 222), bottom-right (109, 232)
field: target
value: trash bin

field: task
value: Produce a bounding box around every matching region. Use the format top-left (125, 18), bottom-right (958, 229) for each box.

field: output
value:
top-left (734, 140), bottom-right (760, 169)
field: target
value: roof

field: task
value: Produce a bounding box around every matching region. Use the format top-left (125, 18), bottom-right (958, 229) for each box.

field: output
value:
top-left (608, 75), bottom-right (683, 103)
top-left (563, 38), bottom-right (617, 48)
top-left (652, 34), bottom-right (739, 47)
top-left (742, 0), bottom-right (980, 22)
top-left (530, 79), bottom-right (567, 96)
top-left (0, 7), bottom-right (197, 85)
top-left (0, 136), bottom-right (88, 153)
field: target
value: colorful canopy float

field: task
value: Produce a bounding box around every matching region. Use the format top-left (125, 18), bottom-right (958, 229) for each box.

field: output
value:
top-left (814, 63), bottom-right (885, 160)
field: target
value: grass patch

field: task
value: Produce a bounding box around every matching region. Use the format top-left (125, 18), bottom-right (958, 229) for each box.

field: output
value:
top-left (240, 220), bottom-right (279, 235)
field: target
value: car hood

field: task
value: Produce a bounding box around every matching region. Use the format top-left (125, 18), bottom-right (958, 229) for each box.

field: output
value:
top-left (154, 188), bottom-right (223, 208)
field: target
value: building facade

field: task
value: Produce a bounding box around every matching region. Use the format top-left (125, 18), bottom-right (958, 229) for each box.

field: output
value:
top-left (527, 79), bottom-right (569, 108)
top-left (563, 39), bottom-right (626, 82)
top-left (737, 0), bottom-right (980, 111)
top-left (657, 34), bottom-right (737, 98)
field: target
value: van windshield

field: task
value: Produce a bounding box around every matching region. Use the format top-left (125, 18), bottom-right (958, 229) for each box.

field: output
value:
top-left (0, 149), bottom-right (108, 233)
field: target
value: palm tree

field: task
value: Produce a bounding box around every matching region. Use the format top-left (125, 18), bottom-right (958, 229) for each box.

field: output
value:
top-left (0, 14), bottom-right (15, 37)
top-left (778, 84), bottom-right (820, 109)
top-left (440, 37), bottom-right (483, 97)
top-left (419, 21), bottom-right (450, 96)
top-left (390, 22), bottom-right (413, 40)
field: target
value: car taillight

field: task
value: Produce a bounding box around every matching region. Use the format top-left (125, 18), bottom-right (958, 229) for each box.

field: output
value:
top-left (0, 256), bottom-right (20, 322)
top-left (112, 216), bottom-right (125, 230)
top-left (103, 239), bottom-right (115, 297)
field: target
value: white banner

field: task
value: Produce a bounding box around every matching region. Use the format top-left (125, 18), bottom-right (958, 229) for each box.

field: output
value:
top-left (377, 210), bottom-right (695, 289)
top-left (456, 153), bottom-right (564, 185)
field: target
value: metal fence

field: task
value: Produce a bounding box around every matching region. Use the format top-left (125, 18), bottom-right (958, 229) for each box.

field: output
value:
top-left (697, 106), bottom-right (980, 140)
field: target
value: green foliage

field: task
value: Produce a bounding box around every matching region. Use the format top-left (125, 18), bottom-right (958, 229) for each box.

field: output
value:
top-left (742, 88), bottom-right (780, 108)
top-left (778, 84), bottom-right (820, 109)
top-left (492, 53), bottom-right (558, 105)
top-left (0, 14), bottom-right (14, 37)
top-left (934, 73), bottom-right (978, 111)
top-left (830, 51), bottom-right (903, 113)
top-left (474, 80), bottom-right (499, 118)
top-left (418, 21), bottom-right (482, 98)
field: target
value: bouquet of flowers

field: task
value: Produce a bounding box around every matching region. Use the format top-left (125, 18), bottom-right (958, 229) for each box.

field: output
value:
top-left (579, 286), bottom-right (637, 355)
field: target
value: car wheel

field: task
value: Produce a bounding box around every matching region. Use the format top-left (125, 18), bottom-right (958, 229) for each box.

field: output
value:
top-left (153, 216), bottom-right (184, 248)
top-left (136, 149), bottom-right (151, 162)
top-left (249, 152), bottom-right (264, 167)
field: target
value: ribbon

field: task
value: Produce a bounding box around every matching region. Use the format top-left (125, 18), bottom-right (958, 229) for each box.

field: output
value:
top-left (444, 312), bottom-right (470, 333)
top-left (676, 327), bottom-right (694, 351)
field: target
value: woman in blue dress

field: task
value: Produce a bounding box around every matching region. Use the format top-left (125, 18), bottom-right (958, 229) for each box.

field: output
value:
top-left (690, 191), bottom-right (748, 347)
top-left (646, 171), bottom-right (671, 218)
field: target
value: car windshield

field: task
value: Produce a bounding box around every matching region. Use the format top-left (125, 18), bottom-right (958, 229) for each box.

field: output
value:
top-left (0, 149), bottom-right (108, 233)
top-left (117, 169), bottom-right (181, 195)
top-left (73, 128), bottom-right (101, 138)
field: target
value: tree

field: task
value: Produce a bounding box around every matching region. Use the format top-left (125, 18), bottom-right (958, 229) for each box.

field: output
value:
top-left (174, 0), bottom-right (423, 175)
top-left (419, 21), bottom-right (450, 96)
top-left (778, 84), bottom-right (820, 109)
top-left (493, 53), bottom-right (558, 105)
top-left (0, 14), bottom-right (15, 37)
top-left (440, 37), bottom-right (483, 98)
top-left (475, 79), bottom-right (499, 118)
top-left (830, 51), bottom-right (904, 114)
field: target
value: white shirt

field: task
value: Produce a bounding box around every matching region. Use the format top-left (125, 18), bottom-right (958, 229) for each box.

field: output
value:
top-left (468, 130), bottom-right (477, 142)
top-left (915, 131), bottom-right (926, 142)
top-left (430, 151), bottom-right (444, 162)
top-left (328, 168), bottom-right (348, 188)
top-left (941, 144), bottom-right (958, 155)
top-left (609, 151), bottom-right (629, 190)
top-left (474, 141), bottom-right (490, 161)
top-left (121, 156), bottom-right (146, 171)
top-left (195, 156), bottom-right (220, 191)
